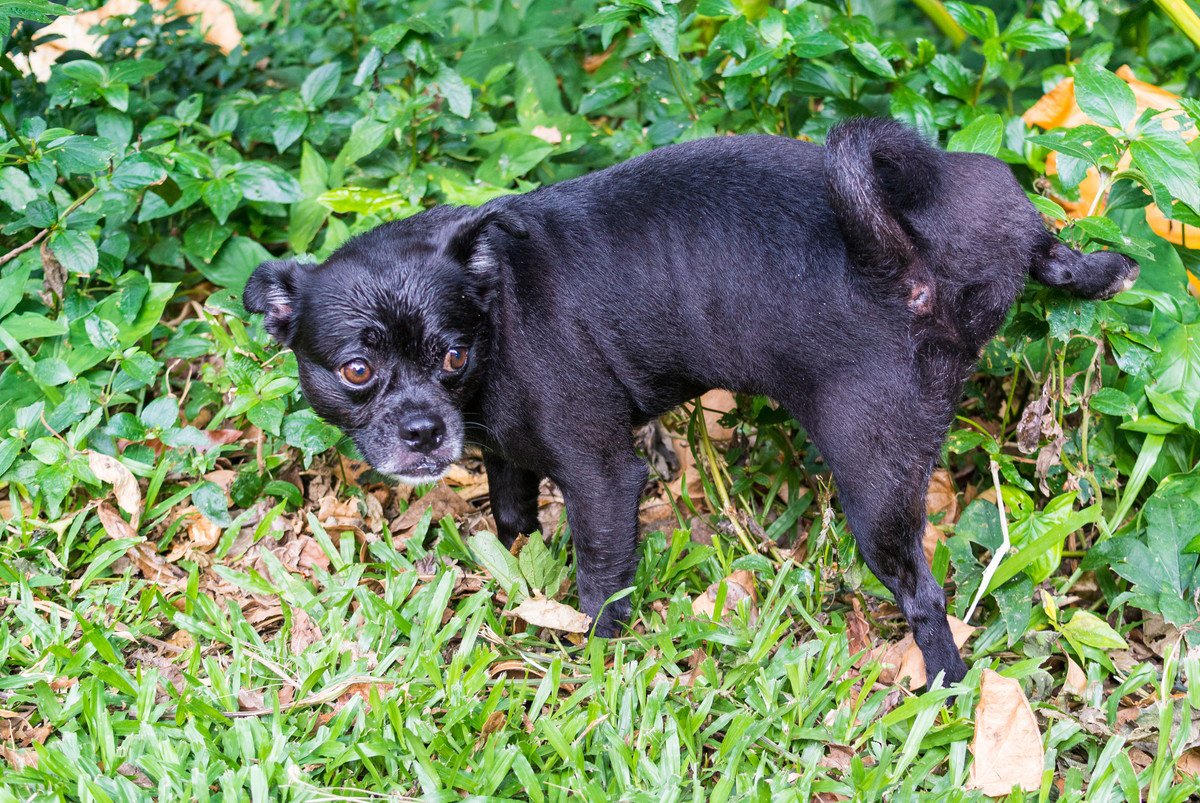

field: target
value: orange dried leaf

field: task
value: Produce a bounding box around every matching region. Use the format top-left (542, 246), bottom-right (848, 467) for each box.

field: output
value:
top-left (967, 670), bottom-right (1044, 797)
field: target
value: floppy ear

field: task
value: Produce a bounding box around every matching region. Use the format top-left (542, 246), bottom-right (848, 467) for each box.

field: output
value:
top-left (445, 206), bottom-right (528, 275)
top-left (243, 259), bottom-right (303, 344)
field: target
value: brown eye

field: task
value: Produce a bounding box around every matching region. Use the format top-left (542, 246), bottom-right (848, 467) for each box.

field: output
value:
top-left (340, 359), bottom-right (373, 386)
top-left (442, 348), bottom-right (469, 372)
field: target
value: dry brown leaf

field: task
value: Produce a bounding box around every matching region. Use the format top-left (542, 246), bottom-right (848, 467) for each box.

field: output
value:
top-left (966, 670), bottom-right (1044, 797)
top-left (508, 595), bottom-right (592, 633)
top-left (1063, 657), bottom-right (1087, 697)
top-left (392, 484), bottom-right (472, 538)
top-left (1177, 748), bottom-right (1200, 778)
top-left (0, 745), bottom-right (38, 770)
top-left (846, 597), bottom-right (874, 662)
top-left (88, 451), bottom-right (141, 528)
top-left (288, 608), bottom-right (323, 654)
top-left (698, 389), bottom-right (737, 443)
top-left (488, 660), bottom-right (545, 679)
top-left (165, 506), bottom-right (221, 560)
top-left (819, 744), bottom-right (854, 773)
top-left (476, 710), bottom-right (507, 749)
top-left (38, 240), bottom-right (65, 306)
top-left (926, 469), bottom-right (958, 523)
top-left (196, 429), bottom-right (243, 452)
top-left (877, 616), bottom-right (974, 690)
top-left (691, 569), bottom-right (757, 622)
top-left (315, 495), bottom-right (362, 531)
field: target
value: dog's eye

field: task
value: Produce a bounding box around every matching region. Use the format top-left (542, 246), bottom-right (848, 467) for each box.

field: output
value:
top-left (442, 348), bottom-right (469, 373)
top-left (340, 359), bottom-right (373, 386)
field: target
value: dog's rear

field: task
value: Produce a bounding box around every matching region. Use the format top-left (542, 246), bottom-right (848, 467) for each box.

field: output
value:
top-left (823, 119), bottom-right (1139, 317)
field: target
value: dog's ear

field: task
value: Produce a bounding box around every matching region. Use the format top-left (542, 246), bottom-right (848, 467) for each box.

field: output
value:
top-left (445, 206), bottom-right (528, 276)
top-left (244, 259), bottom-right (304, 344)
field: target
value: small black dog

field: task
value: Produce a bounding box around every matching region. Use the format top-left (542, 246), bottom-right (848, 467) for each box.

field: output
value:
top-left (245, 120), bottom-right (1137, 686)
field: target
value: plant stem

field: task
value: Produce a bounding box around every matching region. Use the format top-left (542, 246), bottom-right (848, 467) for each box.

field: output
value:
top-left (911, 0), bottom-right (967, 47)
top-left (0, 107), bottom-right (32, 158)
top-left (1152, 0), bottom-right (1200, 49)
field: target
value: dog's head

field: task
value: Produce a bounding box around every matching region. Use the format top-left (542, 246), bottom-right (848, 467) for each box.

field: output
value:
top-left (243, 204), bottom-right (526, 484)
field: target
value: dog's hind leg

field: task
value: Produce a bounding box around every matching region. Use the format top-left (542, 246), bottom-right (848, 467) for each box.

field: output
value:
top-left (485, 452), bottom-right (543, 547)
top-left (789, 373), bottom-right (968, 688)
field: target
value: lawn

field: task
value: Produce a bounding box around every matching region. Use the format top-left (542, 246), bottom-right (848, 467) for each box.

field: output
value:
top-left (2, 0), bottom-right (1200, 799)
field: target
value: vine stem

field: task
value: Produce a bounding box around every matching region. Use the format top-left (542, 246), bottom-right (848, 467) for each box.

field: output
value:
top-left (0, 186), bottom-right (98, 268)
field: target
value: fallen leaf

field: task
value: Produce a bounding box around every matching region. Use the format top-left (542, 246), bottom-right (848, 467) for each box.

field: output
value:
top-left (692, 569), bottom-right (757, 623)
top-left (164, 506), bottom-right (221, 560)
top-left (288, 608), bottom-right (323, 654)
top-left (1063, 657), bottom-right (1087, 697)
top-left (475, 710), bottom-right (507, 750)
top-left (1177, 747), bottom-right (1200, 779)
top-left (0, 745), bottom-right (37, 770)
top-left (488, 660), bottom-right (545, 679)
top-left (846, 597), bottom-right (874, 662)
top-left (877, 616), bottom-right (975, 690)
top-left (508, 595), bottom-right (592, 633)
top-left (966, 669), bottom-right (1044, 797)
top-left (88, 451), bottom-right (142, 528)
top-left (196, 430), bottom-right (243, 452)
top-left (819, 744), bottom-right (854, 773)
top-left (392, 484), bottom-right (472, 540)
top-left (39, 241), bottom-right (65, 306)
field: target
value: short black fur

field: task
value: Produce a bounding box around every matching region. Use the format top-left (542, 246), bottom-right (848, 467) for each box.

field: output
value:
top-left (244, 120), bottom-right (1138, 687)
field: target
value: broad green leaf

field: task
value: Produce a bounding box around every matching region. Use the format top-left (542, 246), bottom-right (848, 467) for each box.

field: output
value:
top-left (300, 63), bottom-right (341, 109)
top-left (1061, 610), bottom-right (1128, 651)
top-left (49, 230), bottom-right (98, 274)
top-left (471, 531), bottom-right (529, 602)
top-left (1074, 65), bottom-right (1135, 129)
top-left (947, 114), bottom-right (1003, 155)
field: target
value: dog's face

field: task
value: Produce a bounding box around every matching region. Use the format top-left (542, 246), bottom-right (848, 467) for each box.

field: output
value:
top-left (243, 206), bottom-right (524, 483)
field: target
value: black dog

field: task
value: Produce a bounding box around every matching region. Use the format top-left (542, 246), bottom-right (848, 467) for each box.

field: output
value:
top-left (244, 120), bottom-right (1137, 686)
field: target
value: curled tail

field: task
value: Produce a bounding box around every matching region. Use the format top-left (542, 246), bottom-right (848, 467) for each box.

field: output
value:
top-left (824, 119), bottom-right (942, 284)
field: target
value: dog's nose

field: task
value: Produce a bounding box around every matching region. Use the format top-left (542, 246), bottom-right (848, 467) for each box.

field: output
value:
top-left (399, 413), bottom-right (444, 453)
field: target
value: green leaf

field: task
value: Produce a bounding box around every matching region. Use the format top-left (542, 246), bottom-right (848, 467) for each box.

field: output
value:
top-left (643, 9), bottom-right (680, 61)
top-left (986, 502), bottom-right (1100, 593)
top-left (32, 357), bottom-right (74, 386)
top-left (49, 230), bottom-right (98, 274)
top-left (1130, 134), bottom-right (1200, 213)
top-left (140, 395), bottom-right (179, 429)
top-left (1074, 65), bottom-right (1135, 129)
top-left (192, 481), bottom-right (232, 527)
top-left (849, 41), bottom-right (896, 79)
top-left (947, 114), bottom-right (1003, 155)
top-left (338, 118), bottom-right (390, 166)
top-left (470, 531), bottom-right (529, 602)
top-left (433, 67), bottom-right (472, 118)
top-left (1061, 610), bottom-right (1128, 650)
top-left (201, 237), bottom-right (271, 289)
top-left (300, 63), bottom-right (341, 109)
top-left (234, 163), bottom-right (303, 204)
top-left (272, 110), bottom-right (308, 153)
top-left (111, 154), bottom-right (167, 190)
top-left (1089, 387), bottom-right (1138, 419)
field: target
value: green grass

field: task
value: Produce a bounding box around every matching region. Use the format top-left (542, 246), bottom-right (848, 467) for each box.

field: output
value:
top-left (4, 0), bottom-right (1200, 797)
top-left (2, 452), bottom-right (1198, 800)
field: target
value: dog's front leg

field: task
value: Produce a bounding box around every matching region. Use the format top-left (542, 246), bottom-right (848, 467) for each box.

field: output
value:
top-left (484, 452), bottom-right (543, 547)
top-left (554, 448), bottom-right (647, 637)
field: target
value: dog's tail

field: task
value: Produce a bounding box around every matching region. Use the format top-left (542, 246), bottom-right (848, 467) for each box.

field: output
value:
top-left (824, 119), bottom-right (941, 284)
